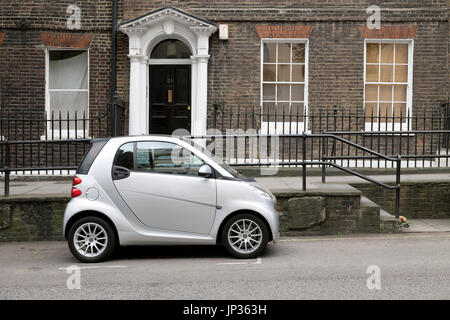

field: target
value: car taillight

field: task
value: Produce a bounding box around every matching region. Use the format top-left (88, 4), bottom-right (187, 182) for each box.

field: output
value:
top-left (71, 176), bottom-right (82, 197)
top-left (71, 187), bottom-right (82, 198)
top-left (72, 176), bottom-right (82, 186)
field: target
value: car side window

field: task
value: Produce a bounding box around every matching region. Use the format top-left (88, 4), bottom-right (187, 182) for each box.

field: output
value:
top-left (135, 141), bottom-right (204, 176)
top-left (113, 142), bottom-right (134, 170)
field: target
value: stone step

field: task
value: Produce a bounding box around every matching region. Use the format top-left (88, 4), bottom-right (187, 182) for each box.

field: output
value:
top-left (360, 196), bottom-right (402, 233)
top-left (379, 208), bottom-right (402, 233)
top-left (359, 196), bottom-right (381, 232)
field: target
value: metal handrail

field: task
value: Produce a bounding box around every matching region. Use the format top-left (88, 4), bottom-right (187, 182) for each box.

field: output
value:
top-left (186, 133), bottom-right (402, 218)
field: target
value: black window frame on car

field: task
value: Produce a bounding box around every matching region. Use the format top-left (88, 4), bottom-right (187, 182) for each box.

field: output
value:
top-left (77, 138), bottom-right (109, 174)
top-left (113, 141), bottom-right (208, 177)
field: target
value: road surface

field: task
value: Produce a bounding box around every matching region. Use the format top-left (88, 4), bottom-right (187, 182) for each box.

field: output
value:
top-left (1, 233), bottom-right (450, 299)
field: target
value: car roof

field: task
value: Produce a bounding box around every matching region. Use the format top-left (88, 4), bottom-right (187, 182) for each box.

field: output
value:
top-left (108, 135), bottom-right (186, 141)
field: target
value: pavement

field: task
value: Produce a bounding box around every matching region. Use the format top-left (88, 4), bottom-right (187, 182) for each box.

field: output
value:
top-left (2, 233), bottom-right (450, 299)
top-left (404, 219), bottom-right (450, 233)
top-left (255, 172), bottom-right (450, 191)
top-left (1, 172), bottom-right (450, 196)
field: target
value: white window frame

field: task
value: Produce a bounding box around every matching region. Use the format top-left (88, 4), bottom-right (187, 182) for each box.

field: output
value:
top-left (363, 39), bottom-right (413, 131)
top-left (44, 48), bottom-right (89, 139)
top-left (260, 38), bottom-right (309, 134)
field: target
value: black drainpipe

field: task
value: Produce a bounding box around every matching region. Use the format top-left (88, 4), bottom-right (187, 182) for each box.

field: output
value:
top-left (110, 0), bottom-right (118, 135)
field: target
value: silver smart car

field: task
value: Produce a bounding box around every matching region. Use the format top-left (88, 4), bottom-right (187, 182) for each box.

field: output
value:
top-left (63, 135), bottom-right (279, 262)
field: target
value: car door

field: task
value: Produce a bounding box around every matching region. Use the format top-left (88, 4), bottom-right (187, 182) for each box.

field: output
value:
top-left (112, 140), bottom-right (217, 234)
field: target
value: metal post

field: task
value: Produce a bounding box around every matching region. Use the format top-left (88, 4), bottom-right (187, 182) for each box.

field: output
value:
top-left (395, 154), bottom-right (401, 219)
top-left (302, 133), bottom-right (306, 191)
top-left (321, 132), bottom-right (326, 183)
top-left (212, 102), bottom-right (217, 129)
top-left (332, 105), bottom-right (337, 158)
top-left (4, 140), bottom-right (10, 196)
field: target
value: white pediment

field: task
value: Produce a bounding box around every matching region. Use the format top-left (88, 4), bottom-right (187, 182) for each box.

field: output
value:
top-left (119, 6), bottom-right (216, 33)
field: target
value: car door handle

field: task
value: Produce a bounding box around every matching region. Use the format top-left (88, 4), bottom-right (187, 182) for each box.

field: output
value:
top-left (112, 166), bottom-right (131, 180)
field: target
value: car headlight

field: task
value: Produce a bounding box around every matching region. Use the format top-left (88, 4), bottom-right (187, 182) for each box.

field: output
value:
top-left (250, 185), bottom-right (273, 200)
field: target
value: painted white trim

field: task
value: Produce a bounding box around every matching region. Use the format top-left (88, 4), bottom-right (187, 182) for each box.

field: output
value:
top-left (147, 58), bottom-right (192, 65)
top-left (363, 39), bottom-right (414, 131)
top-left (40, 130), bottom-right (91, 140)
top-left (260, 38), bottom-right (309, 134)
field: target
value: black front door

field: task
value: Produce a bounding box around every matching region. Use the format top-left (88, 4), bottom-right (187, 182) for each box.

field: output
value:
top-left (149, 65), bottom-right (191, 134)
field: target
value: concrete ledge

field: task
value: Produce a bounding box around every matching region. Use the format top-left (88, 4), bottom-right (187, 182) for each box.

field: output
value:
top-left (238, 166), bottom-right (450, 178)
top-left (271, 187), bottom-right (361, 198)
top-left (0, 195), bottom-right (70, 202)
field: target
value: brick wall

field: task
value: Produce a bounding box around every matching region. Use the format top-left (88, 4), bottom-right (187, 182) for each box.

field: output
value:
top-left (0, 196), bottom-right (69, 241)
top-left (0, 1), bottom-right (113, 121)
top-left (352, 181), bottom-right (450, 218)
top-left (275, 191), bottom-right (373, 235)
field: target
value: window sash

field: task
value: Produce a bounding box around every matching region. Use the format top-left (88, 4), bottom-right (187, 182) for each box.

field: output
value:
top-left (363, 40), bottom-right (413, 128)
top-left (45, 49), bottom-right (89, 136)
top-left (261, 39), bottom-right (308, 130)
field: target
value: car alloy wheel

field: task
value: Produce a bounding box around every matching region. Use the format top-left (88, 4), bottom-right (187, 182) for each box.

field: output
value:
top-left (228, 219), bottom-right (262, 254)
top-left (74, 222), bottom-right (108, 258)
top-left (222, 214), bottom-right (269, 259)
top-left (68, 216), bottom-right (116, 263)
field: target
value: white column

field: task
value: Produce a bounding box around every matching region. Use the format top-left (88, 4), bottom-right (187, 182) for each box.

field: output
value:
top-left (128, 55), bottom-right (142, 135)
top-left (138, 57), bottom-right (148, 134)
top-left (128, 54), bottom-right (148, 135)
top-left (190, 57), bottom-right (198, 135)
top-left (125, 30), bottom-right (147, 135)
top-left (190, 27), bottom-right (216, 137)
top-left (193, 55), bottom-right (209, 137)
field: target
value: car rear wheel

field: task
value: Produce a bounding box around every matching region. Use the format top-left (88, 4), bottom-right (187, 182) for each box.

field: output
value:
top-left (221, 214), bottom-right (269, 259)
top-left (68, 216), bottom-right (116, 263)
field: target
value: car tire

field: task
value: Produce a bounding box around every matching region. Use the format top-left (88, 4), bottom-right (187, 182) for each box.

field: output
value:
top-left (68, 216), bottom-right (116, 263)
top-left (221, 213), bottom-right (269, 259)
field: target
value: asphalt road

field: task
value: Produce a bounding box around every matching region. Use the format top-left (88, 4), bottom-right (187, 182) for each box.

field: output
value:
top-left (1, 233), bottom-right (450, 300)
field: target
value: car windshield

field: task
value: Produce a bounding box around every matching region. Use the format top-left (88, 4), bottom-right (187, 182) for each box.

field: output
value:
top-left (184, 138), bottom-right (246, 179)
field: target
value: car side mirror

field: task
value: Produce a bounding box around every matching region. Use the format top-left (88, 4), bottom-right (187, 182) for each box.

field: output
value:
top-left (198, 164), bottom-right (213, 178)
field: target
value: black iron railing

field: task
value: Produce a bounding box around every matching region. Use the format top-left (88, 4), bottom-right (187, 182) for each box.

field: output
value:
top-left (0, 138), bottom-right (91, 196)
top-left (211, 103), bottom-right (450, 168)
top-left (443, 101), bottom-right (450, 148)
top-left (187, 133), bottom-right (402, 218)
top-left (0, 103), bottom-right (124, 142)
top-left (0, 102), bottom-right (125, 176)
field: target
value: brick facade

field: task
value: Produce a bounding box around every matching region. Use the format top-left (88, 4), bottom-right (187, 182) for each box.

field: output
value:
top-left (0, 0), bottom-right (112, 124)
top-left (0, 1), bottom-right (449, 135)
top-left (115, 1), bottom-right (449, 133)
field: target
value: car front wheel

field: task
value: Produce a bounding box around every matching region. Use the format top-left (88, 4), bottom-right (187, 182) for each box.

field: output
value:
top-left (68, 216), bottom-right (116, 263)
top-left (221, 214), bottom-right (269, 259)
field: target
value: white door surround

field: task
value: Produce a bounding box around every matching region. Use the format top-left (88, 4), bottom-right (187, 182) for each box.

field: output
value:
top-left (119, 7), bottom-right (217, 136)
